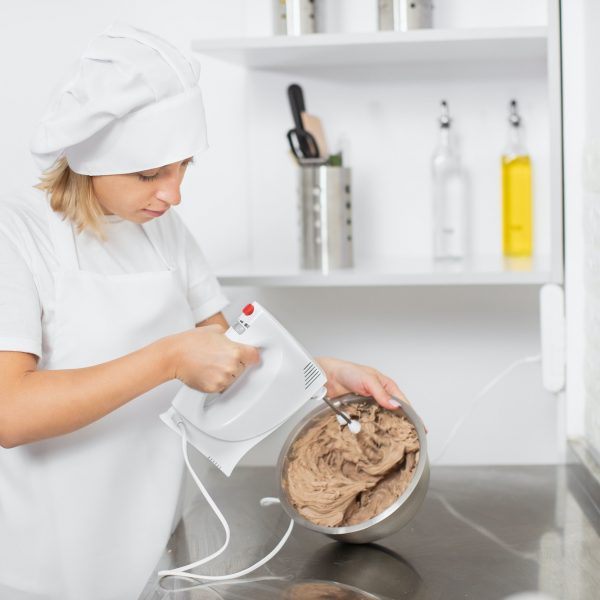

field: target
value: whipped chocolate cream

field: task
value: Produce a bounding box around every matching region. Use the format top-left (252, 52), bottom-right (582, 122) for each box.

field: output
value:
top-left (283, 401), bottom-right (420, 527)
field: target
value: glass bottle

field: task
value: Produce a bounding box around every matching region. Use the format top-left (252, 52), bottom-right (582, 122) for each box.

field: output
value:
top-left (432, 100), bottom-right (468, 260)
top-left (502, 100), bottom-right (533, 257)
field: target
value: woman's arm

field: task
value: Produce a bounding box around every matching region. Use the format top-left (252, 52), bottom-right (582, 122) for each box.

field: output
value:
top-left (196, 311), bottom-right (228, 328)
top-left (0, 323), bottom-right (259, 449)
top-left (0, 342), bottom-right (172, 448)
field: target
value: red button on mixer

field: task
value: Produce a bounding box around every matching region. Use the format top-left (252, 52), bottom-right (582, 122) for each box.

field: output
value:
top-left (242, 303), bottom-right (254, 316)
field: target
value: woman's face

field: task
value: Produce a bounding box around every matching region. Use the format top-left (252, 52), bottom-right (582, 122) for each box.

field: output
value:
top-left (91, 157), bottom-right (194, 223)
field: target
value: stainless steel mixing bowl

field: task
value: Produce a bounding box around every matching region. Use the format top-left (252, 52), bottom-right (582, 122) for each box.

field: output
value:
top-left (276, 393), bottom-right (429, 544)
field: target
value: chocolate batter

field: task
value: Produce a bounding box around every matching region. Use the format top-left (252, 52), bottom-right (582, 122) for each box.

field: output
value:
top-left (283, 401), bottom-right (420, 528)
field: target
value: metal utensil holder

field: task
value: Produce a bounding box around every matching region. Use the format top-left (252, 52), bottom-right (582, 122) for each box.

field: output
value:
top-left (299, 165), bottom-right (353, 271)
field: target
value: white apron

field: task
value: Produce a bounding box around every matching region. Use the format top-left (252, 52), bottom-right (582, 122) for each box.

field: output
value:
top-left (0, 206), bottom-right (195, 599)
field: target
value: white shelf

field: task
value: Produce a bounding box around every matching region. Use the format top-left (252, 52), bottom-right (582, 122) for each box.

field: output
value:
top-left (194, 18), bottom-right (563, 288)
top-left (216, 257), bottom-right (552, 287)
top-left (191, 27), bottom-right (547, 70)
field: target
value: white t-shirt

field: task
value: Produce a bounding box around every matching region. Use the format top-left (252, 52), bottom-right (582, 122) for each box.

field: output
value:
top-left (0, 189), bottom-right (228, 361)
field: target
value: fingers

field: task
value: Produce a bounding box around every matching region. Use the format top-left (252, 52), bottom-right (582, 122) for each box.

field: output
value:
top-left (231, 359), bottom-right (247, 378)
top-left (378, 375), bottom-right (426, 432)
top-left (365, 377), bottom-right (399, 410)
top-left (222, 343), bottom-right (261, 388)
top-left (381, 377), bottom-right (410, 406)
top-left (361, 371), bottom-right (410, 411)
top-left (237, 343), bottom-right (261, 366)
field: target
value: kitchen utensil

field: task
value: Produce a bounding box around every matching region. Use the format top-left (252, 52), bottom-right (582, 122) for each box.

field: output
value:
top-left (288, 84), bottom-right (305, 128)
top-left (301, 111), bottom-right (329, 158)
top-left (277, 393), bottom-right (430, 544)
top-left (322, 396), bottom-right (361, 433)
top-left (287, 84), bottom-right (318, 159)
top-left (160, 301), bottom-right (327, 476)
top-left (287, 127), bottom-right (320, 162)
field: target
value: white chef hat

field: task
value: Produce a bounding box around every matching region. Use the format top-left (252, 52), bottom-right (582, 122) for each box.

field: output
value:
top-left (30, 22), bottom-right (208, 175)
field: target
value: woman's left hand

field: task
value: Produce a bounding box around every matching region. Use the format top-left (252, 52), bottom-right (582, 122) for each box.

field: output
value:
top-left (315, 356), bottom-right (408, 411)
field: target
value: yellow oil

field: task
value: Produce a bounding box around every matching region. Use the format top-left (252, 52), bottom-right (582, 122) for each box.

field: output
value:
top-left (502, 155), bottom-right (532, 257)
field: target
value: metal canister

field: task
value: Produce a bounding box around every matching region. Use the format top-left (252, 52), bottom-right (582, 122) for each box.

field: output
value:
top-left (299, 165), bottom-right (353, 271)
top-left (378, 0), bottom-right (434, 31)
top-left (274, 0), bottom-right (316, 35)
top-left (273, 0), bottom-right (288, 35)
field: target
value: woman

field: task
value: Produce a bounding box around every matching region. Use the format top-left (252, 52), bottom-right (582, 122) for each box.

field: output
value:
top-left (0, 23), bottom-right (406, 599)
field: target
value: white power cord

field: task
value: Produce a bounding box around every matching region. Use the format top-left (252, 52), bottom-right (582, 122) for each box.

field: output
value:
top-left (432, 354), bottom-right (542, 465)
top-left (158, 422), bottom-right (294, 583)
top-left (431, 491), bottom-right (538, 562)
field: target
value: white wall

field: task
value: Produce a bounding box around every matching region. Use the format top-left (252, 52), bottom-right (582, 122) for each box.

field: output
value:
top-left (0, 0), bottom-right (563, 465)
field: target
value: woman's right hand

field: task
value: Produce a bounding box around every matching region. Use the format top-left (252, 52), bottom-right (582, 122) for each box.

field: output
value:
top-left (164, 324), bottom-right (260, 393)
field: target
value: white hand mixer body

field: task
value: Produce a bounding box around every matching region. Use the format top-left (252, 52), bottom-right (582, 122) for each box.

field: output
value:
top-left (160, 301), bottom-right (329, 475)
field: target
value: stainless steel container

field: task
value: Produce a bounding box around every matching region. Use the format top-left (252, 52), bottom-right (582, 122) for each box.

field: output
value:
top-left (277, 394), bottom-right (429, 544)
top-left (274, 0), bottom-right (316, 35)
top-left (378, 0), bottom-right (434, 31)
top-left (299, 165), bottom-right (353, 271)
top-left (274, 0), bottom-right (288, 35)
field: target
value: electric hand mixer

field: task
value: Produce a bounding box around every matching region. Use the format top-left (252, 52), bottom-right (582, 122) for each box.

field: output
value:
top-left (160, 301), bottom-right (360, 477)
top-left (157, 303), bottom-right (407, 584)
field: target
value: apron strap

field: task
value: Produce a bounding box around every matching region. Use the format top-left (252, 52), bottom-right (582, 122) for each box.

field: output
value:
top-left (46, 202), bottom-right (80, 271)
top-left (141, 219), bottom-right (175, 271)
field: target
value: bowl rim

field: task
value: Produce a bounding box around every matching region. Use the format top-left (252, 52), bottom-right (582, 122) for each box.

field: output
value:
top-left (276, 393), bottom-right (429, 535)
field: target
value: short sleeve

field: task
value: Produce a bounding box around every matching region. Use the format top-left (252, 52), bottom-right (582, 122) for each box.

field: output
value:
top-left (181, 224), bottom-right (229, 324)
top-left (0, 232), bottom-right (42, 356)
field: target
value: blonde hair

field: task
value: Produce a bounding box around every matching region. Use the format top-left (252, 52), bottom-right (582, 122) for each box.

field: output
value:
top-left (35, 158), bottom-right (105, 238)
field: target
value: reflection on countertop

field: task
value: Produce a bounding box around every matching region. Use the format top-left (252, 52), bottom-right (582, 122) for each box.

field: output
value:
top-left (140, 461), bottom-right (600, 600)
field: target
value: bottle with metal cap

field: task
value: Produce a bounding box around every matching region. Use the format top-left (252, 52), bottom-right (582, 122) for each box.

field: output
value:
top-left (502, 100), bottom-right (533, 257)
top-left (431, 100), bottom-right (469, 260)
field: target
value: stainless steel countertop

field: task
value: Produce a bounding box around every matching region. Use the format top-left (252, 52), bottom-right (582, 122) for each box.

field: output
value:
top-left (140, 463), bottom-right (600, 600)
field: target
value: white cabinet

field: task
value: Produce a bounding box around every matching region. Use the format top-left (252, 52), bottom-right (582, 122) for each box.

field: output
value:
top-left (191, 2), bottom-right (562, 287)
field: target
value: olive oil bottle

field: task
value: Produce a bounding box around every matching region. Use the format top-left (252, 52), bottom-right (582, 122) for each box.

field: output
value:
top-left (502, 100), bottom-right (532, 257)
top-left (432, 100), bottom-right (468, 260)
